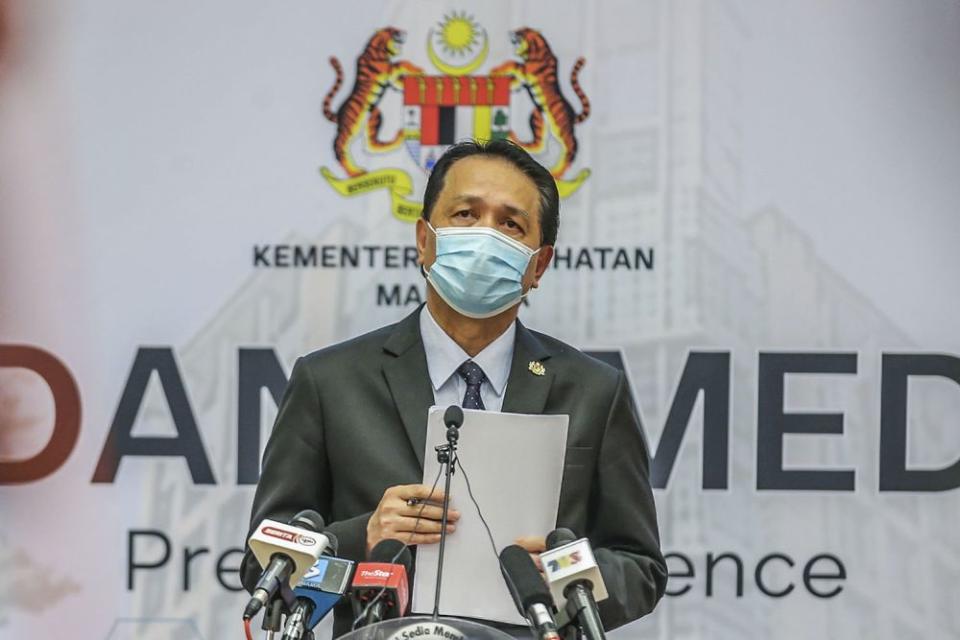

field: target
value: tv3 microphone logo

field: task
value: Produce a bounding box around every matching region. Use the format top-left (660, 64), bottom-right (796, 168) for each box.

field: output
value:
top-left (261, 526), bottom-right (317, 546)
top-left (547, 550), bottom-right (583, 572)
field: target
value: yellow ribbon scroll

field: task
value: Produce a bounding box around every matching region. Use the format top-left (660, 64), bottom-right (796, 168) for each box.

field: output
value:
top-left (320, 166), bottom-right (423, 223)
top-left (555, 168), bottom-right (591, 199)
top-left (321, 164), bottom-right (590, 223)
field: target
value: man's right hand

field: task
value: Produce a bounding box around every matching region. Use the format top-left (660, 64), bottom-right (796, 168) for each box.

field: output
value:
top-left (366, 484), bottom-right (460, 555)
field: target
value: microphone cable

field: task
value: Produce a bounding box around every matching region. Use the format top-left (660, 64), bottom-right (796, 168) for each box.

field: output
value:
top-left (454, 453), bottom-right (501, 567)
top-left (461, 452), bottom-right (565, 636)
top-left (350, 462), bottom-right (445, 629)
top-left (350, 446), bottom-right (509, 629)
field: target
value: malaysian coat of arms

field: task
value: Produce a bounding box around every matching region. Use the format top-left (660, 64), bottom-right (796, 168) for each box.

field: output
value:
top-left (319, 13), bottom-right (592, 222)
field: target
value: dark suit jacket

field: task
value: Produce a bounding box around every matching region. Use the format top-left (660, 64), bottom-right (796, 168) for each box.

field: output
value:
top-left (241, 307), bottom-right (667, 636)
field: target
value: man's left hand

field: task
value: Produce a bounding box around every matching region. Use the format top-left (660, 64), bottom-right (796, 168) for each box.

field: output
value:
top-left (515, 535), bottom-right (547, 576)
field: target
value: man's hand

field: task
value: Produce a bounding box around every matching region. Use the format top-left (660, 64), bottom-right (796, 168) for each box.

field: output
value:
top-left (366, 484), bottom-right (460, 554)
top-left (515, 535), bottom-right (547, 576)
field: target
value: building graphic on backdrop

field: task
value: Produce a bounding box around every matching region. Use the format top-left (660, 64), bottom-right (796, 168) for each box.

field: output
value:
top-left (121, 4), bottom-right (958, 640)
top-left (319, 13), bottom-right (592, 223)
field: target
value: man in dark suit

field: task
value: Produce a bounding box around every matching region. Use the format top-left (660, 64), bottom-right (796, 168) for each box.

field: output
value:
top-left (241, 140), bottom-right (667, 636)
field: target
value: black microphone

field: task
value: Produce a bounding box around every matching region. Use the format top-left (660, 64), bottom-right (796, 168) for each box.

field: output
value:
top-left (544, 528), bottom-right (607, 640)
top-left (443, 404), bottom-right (463, 441)
top-left (350, 539), bottom-right (413, 628)
top-left (243, 510), bottom-right (328, 620)
top-left (500, 544), bottom-right (561, 640)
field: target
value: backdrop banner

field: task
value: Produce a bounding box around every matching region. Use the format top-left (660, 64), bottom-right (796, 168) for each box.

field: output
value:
top-left (2, 1), bottom-right (959, 639)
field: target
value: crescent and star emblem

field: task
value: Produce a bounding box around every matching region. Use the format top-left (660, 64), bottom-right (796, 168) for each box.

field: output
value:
top-left (427, 11), bottom-right (488, 76)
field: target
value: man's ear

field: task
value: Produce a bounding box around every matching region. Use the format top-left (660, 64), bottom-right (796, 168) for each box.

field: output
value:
top-left (416, 218), bottom-right (429, 265)
top-left (531, 245), bottom-right (554, 289)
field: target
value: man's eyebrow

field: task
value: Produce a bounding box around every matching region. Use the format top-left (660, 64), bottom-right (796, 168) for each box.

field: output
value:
top-left (451, 194), bottom-right (530, 219)
top-left (503, 203), bottom-right (531, 220)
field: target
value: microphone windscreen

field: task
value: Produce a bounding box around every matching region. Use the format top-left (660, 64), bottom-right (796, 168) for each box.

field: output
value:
top-left (290, 509), bottom-right (326, 532)
top-left (499, 544), bottom-right (554, 612)
top-left (368, 538), bottom-right (412, 572)
top-left (443, 405), bottom-right (464, 429)
top-left (545, 527), bottom-right (577, 550)
top-left (323, 531), bottom-right (339, 556)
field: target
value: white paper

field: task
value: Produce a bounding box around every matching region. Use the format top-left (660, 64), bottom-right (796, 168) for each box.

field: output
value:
top-left (411, 406), bottom-right (569, 625)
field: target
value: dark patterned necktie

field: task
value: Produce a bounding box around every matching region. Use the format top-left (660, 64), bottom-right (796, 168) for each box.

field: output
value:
top-left (458, 360), bottom-right (486, 410)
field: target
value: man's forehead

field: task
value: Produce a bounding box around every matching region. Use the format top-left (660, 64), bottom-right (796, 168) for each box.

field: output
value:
top-left (440, 156), bottom-right (540, 210)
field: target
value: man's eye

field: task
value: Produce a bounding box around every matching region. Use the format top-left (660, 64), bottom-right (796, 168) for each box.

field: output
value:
top-left (453, 210), bottom-right (472, 218)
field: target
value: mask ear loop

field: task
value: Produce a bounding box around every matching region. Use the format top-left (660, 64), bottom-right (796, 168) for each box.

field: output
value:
top-left (420, 221), bottom-right (437, 279)
top-left (515, 247), bottom-right (542, 303)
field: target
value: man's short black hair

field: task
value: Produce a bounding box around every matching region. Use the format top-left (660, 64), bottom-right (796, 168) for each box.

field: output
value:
top-left (421, 139), bottom-right (560, 247)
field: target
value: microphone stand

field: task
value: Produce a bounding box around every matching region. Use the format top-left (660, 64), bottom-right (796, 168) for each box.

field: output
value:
top-left (262, 598), bottom-right (285, 640)
top-left (431, 421), bottom-right (460, 619)
top-left (565, 587), bottom-right (606, 640)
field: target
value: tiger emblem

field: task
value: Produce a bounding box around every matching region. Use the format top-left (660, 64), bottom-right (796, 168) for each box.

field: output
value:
top-left (323, 27), bottom-right (424, 177)
top-left (491, 28), bottom-right (590, 179)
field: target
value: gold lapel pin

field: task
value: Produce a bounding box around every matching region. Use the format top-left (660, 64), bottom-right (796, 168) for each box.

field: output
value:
top-left (528, 361), bottom-right (546, 376)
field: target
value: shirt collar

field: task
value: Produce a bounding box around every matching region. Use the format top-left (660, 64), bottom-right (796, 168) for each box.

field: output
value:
top-left (419, 305), bottom-right (515, 397)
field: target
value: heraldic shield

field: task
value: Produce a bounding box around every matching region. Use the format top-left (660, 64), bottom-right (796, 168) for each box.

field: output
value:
top-left (403, 75), bottom-right (511, 172)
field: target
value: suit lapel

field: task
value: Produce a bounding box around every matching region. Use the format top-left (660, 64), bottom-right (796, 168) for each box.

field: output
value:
top-left (501, 320), bottom-right (554, 415)
top-left (382, 307), bottom-right (434, 469)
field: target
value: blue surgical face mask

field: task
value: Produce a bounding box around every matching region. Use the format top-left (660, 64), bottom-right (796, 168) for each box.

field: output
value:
top-left (424, 222), bottom-right (541, 319)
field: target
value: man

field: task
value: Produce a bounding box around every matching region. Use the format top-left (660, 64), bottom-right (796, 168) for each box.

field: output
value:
top-left (241, 139), bottom-right (667, 636)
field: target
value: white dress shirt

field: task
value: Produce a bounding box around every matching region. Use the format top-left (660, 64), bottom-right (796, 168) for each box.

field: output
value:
top-left (418, 305), bottom-right (516, 412)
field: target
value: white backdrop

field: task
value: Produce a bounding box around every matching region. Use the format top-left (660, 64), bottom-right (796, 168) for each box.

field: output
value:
top-left (2, 1), bottom-right (959, 639)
